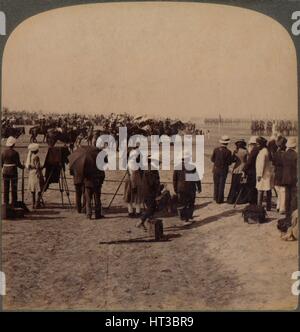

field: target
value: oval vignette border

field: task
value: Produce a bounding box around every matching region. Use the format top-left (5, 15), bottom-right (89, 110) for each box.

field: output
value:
top-left (0, 0), bottom-right (299, 312)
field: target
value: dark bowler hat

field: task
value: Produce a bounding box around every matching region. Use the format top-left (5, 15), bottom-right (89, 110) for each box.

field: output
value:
top-left (235, 139), bottom-right (246, 148)
top-left (256, 136), bottom-right (267, 146)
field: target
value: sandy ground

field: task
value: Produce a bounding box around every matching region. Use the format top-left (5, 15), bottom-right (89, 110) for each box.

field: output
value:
top-left (1, 126), bottom-right (298, 310)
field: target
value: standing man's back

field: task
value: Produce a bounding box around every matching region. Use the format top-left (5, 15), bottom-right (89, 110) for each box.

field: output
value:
top-left (1, 136), bottom-right (24, 208)
top-left (211, 135), bottom-right (232, 204)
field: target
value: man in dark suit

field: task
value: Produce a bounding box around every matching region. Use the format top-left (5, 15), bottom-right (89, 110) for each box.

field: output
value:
top-left (1, 136), bottom-right (24, 207)
top-left (173, 152), bottom-right (202, 223)
top-left (242, 136), bottom-right (260, 204)
top-left (272, 136), bottom-right (287, 213)
top-left (281, 137), bottom-right (297, 217)
top-left (136, 155), bottom-right (161, 228)
top-left (211, 135), bottom-right (232, 204)
top-left (84, 146), bottom-right (106, 219)
top-left (70, 161), bottom-right (85, 214)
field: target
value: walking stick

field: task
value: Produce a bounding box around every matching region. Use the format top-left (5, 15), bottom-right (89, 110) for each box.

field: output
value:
top-left (40, 168), bottom-right (54, 201)
top-left (234, 187), bottom-right (243, 209)
top-left (234, 175), bottom-right (247, 208)
top-left (107, 171), bottom-right (128, 210)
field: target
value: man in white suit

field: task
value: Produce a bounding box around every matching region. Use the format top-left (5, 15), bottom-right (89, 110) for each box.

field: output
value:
top-left (256, 136), bottom-right (274, 211)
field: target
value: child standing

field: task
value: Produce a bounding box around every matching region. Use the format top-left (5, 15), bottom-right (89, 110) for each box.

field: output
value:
top-left (25, 143), bottom-right (44, 209)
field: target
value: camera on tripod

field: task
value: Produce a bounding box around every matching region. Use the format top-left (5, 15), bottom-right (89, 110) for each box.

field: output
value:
top-left (41, 146), bottom-right (72, 208)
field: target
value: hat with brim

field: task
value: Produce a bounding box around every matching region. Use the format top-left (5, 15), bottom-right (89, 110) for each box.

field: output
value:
top-left (28, 143), bottom-right (39, 152)
top-left (276, 136), bottom-right (287, 148)
top-left (256, 136), bottom-right (267, 146)
top-left (219, 135), bottom-right (230, 144)
top-left (235, 139), bottom-right (246, 145)
top-left (6, 136), bottom-right (17, 147)
top-left (286, 137), bottom-right (297, 149)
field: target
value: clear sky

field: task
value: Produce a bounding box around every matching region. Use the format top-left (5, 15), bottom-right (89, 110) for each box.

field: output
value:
top-left (2, 2), bottom-right (298, 120)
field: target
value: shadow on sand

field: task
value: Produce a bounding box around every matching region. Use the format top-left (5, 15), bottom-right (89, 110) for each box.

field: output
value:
top-left (99, 233), bottom-right (181, 245)
top-left (165, 208), bottom-right (242, 231)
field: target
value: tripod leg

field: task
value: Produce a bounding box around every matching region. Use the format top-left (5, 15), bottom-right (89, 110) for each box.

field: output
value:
top-left (62, 169), bottom-right (72, 208)
top-left (40, 168), bottom-right (54, 203)
top-left (58, 172), bottom-right (64, 207)
top-left (107, 171), bottom-right (127, 209)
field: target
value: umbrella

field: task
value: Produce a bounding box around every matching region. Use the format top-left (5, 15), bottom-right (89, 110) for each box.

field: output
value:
top-left (68, 146), bottom-right (98, 177)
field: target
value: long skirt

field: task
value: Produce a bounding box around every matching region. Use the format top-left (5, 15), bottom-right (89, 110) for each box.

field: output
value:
top-left (227, 173), bottom-right (248, 204)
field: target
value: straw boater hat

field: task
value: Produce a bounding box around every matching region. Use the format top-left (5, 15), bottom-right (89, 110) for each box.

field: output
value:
top-left (286, 137), bottom-right (297, 149)
top-left (6, 136), bottom-right (16, 147)
top-left (28, 143), bottom-right (39, 152)
top-left (219, 135), bottom-right (230, 144)
top-left (248, 136), bottom-right (258, 145)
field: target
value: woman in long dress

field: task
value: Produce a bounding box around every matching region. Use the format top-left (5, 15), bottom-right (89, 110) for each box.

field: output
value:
top-left (227, 139), bottom-right (248, 204)
top-left (123, 147), bottom-right (143, 217)
top-left (25, 143), bottom-right (44, 209)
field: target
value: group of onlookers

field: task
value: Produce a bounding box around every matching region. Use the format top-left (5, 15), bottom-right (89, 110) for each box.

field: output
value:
top-left (1, 133), bottom-right (297, 235)
top-left (123, 145), bottom-right (202, 228)
top-left (211, 134), bottom-right (298, 218)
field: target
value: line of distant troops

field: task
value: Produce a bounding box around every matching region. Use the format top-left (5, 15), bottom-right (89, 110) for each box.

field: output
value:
top-left (1, 133), bottom-right (297, 229)
top-left (251, 120), bottom-right (297, 136)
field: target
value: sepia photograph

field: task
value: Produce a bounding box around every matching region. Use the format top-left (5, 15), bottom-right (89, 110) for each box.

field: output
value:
top-left (0, 1), bottom-right (299, 312)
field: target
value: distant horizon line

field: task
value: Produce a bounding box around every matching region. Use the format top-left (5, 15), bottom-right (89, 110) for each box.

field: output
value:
top-left (1, 106), bottom-right (298, 121)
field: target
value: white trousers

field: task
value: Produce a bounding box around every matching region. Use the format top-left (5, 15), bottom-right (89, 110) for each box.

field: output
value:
top-left (275, 185), bottom-right (286, 213)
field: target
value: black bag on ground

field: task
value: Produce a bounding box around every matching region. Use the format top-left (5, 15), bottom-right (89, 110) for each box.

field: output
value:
top-left (242, 204), bottom-right (266, 224)
top-left (277, 217), bottom-right (291, 233)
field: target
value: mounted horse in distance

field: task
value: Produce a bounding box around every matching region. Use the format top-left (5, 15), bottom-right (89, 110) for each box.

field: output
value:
top-left (1, 126), bottom-right (25, 139)
top-left (46, 127), bottom-right (88, 151)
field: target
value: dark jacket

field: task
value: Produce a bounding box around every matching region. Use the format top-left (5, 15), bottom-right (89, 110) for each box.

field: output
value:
top-left (83, 147), bottom-right (105, 189)
top-left (243, 145), bottom-right (260, 178)
top-left (281, 149), bottom-right (297, 186)
top-left (173, 163), bottom-right (202, 194)
top-left (272, 148), bottom-right (285, 186)
top-left (1, 147), bottom-right (24, 177)
top-left (211, 146), bottom-right (232, 174)
top-left (141, 169), bottom-right (160, 201)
